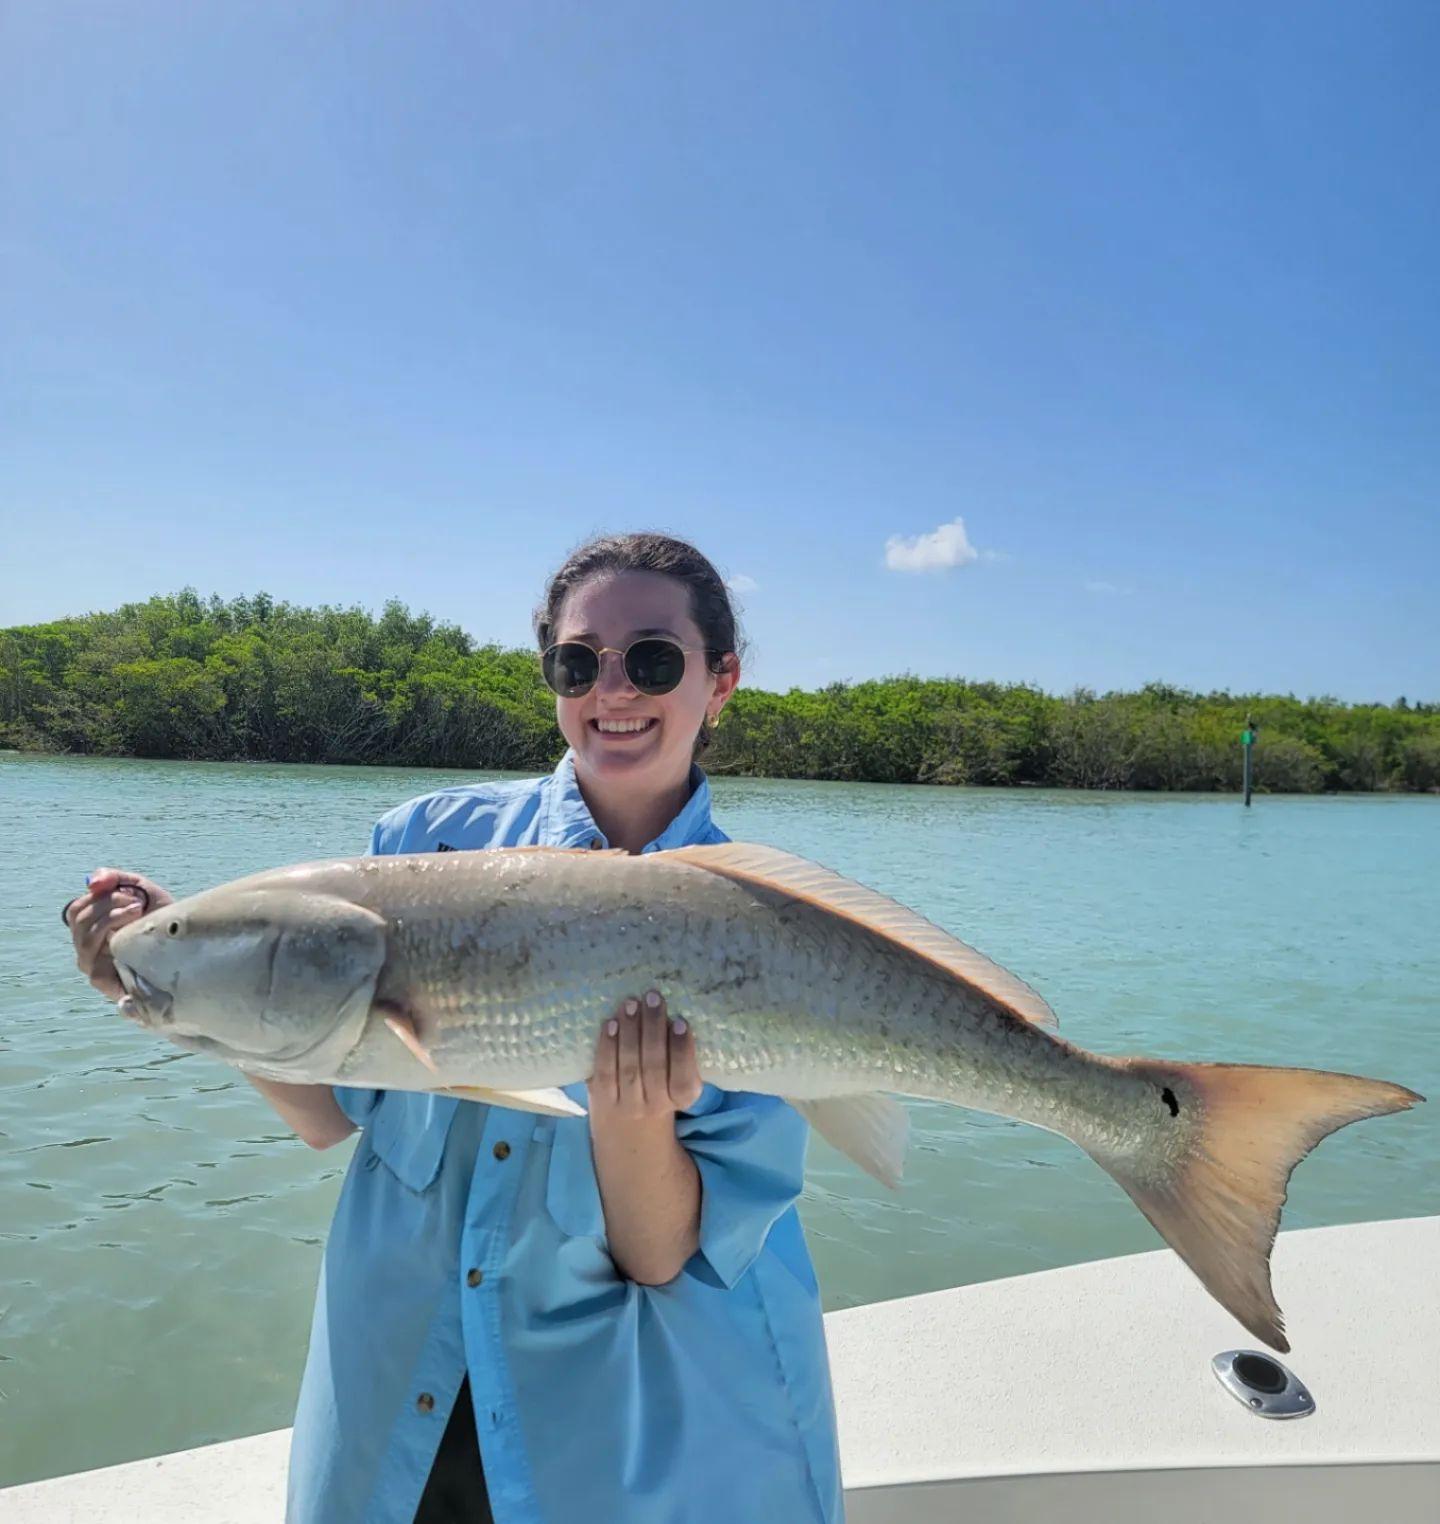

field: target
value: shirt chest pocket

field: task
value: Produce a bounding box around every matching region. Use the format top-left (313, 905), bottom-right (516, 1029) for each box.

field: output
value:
top-left (542, 1117), bottom-right (608, 1242)
top-left (367, 1091), bottom-right (460, 1192)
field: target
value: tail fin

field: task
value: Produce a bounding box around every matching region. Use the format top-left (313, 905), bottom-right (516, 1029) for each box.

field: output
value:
top-left (1088, 1059), bottom-right (1423, 1352)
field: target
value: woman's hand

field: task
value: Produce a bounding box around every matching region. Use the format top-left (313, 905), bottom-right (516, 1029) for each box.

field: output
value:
top-left (64, 867), bottom-right (175, 1002)
top-left (589, 989), bottom-right (703, 1120)
top-left (587, 990), bottom-right (704, 1284)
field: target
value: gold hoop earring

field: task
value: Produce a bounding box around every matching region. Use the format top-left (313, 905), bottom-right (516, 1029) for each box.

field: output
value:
top-left (706, 712), bottom-right (720, 730)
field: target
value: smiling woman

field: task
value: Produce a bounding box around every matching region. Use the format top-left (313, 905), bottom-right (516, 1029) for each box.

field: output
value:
top-left (63, 531), bottom-right (845, 1524)
top-left (533, 533), bottom-right (742, 853)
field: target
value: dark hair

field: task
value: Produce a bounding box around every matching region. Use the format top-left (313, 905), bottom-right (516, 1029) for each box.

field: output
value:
top-left (534, 532), bottom-right (743, 754)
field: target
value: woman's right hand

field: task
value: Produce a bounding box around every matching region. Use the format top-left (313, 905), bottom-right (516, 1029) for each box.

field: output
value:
top-left (65, 867), bottom-right (175, 1001)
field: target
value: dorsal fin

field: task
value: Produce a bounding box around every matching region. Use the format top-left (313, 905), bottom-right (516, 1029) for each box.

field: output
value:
top-left (666, 842), bottom-right (1058, 1030)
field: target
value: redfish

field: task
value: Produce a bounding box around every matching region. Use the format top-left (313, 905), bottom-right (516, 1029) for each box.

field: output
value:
top-left (109, 842), bottom-right (1423, 1351)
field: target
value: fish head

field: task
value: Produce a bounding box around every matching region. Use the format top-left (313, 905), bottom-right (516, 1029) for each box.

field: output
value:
top-left (109, 886), bottom-right (388, 1077)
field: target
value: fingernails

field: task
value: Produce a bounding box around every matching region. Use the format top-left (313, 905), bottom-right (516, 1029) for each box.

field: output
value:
top-left (623, 998), bottom-right (639, 1018)
top-left (671, 1018), bottom-right (687, 1036)
top-left (645, 990), bottom-right (661, 1009)
top-left (606, 1019), bottom-right (619, 1036)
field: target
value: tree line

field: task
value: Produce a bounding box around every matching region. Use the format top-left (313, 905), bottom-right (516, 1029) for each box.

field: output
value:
top-left (2, 592), bottom-right (1437, 793)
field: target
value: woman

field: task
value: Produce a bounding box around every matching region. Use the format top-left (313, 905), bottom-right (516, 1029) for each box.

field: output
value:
top-left (66, 533), bottom-right (845, 1524)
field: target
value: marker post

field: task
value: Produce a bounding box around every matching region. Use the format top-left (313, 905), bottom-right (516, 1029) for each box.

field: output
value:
top-left (1242, 719), bottom-right (1258, 807)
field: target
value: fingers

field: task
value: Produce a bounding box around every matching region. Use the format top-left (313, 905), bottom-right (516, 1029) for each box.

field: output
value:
top-left (667, 1014), bottom-right (703, 1111)
top-left (66, 870), bottom-right (170, 1000)
top-left (590, 991), bottom-right (699, 1118)
top-left (616, 996), bottom-right (644, 1111)
top-left (87, 867), bottom-right (126, 896)
top-left (591, 1004), bottom-right (621, 1108)
top-left (639, 990), bottom-right (671, 1109)
top-left (69, 895), bottom-right (111, 967)
top-left (71, 891), bottom-right (144, 957)
top-left (88, 869), bottom-right (174, 911)
top-left (70, 909), bottom-right (128, 999)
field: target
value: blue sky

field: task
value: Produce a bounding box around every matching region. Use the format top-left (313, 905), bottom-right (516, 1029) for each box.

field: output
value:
top-left (3, 2), bottom-right (1436, 701)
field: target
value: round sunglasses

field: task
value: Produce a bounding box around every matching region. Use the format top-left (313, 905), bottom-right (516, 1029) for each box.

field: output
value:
top-left (540, 639), bottom-right (719, 698)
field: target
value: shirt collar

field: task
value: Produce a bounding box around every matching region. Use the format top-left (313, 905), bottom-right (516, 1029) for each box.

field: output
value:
top-left (539, 748), bottom-right (715, 853)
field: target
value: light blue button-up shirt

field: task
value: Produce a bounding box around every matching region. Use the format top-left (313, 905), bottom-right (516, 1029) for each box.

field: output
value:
top-left (287, 752), bottom-right (843, 1524)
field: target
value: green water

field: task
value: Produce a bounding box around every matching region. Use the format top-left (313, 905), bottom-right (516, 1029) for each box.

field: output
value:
top-left (2, 753), bottom-right (1436, 1487)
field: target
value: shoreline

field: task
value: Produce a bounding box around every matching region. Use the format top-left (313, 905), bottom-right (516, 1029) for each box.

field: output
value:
top-left (5, 747), bottom-right (1439, 796)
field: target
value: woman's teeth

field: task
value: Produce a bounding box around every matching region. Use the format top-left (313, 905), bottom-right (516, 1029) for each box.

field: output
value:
top-left (594, 718), bottom-right (656, 735)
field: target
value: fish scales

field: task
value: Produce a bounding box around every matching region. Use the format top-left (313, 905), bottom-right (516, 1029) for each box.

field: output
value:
top-left (332, 851), bottom-right (1117, 1142)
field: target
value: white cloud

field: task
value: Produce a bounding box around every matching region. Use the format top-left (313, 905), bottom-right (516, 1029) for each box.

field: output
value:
top-left (883, 517), bottom-right (981, 574)
top-left (1083, 580), bottom-right (1131, 596)
top-left (726, 574), bottom-right (759, 594)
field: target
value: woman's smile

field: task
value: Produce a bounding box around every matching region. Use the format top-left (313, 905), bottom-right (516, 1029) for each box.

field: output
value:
top-left (590, 715), bottom-right (659, 738)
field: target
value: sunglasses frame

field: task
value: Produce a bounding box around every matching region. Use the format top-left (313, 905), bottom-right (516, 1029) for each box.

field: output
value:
top-left (539, 638), bottom-right (723, 698)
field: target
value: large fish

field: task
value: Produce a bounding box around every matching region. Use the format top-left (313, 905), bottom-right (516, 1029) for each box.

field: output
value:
top-left (108, 843), bottom-right (1422, 1351)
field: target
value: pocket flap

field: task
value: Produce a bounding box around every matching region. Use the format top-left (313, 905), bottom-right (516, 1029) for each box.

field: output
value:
top-left (370, 1091), bottom-right (461, 1192)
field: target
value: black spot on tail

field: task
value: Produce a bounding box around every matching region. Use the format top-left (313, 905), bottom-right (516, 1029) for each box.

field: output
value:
top-left (1161, 1087), bottom-right (1180, 1117)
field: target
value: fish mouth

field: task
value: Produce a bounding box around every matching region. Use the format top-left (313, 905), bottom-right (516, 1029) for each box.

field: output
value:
top-left (115, 963), bottom-right (174, 1027)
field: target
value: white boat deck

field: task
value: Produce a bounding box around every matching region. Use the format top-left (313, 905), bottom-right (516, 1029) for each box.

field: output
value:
top-left (832, 1213), bottom-right (1437, 1489)
top-left (833, 1214), bottom-right (1439, 1520)
top-left (5, 1216), bottom-right (1437, 1521)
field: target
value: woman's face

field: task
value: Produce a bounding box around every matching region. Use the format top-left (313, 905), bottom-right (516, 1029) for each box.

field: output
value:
top-left (550, 570), bottom-right (738, 794)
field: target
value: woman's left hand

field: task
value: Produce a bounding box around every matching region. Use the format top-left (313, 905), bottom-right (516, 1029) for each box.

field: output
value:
top-left (589, 989), bottom-right (703, 1121)
top-left (587, 990), bottom-right (705, 1282)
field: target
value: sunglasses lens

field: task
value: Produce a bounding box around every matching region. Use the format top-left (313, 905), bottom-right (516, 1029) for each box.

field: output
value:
top-left (543, 643), bottom-right (599, 697)
top-left (625, 639), bottom-right (686, 695)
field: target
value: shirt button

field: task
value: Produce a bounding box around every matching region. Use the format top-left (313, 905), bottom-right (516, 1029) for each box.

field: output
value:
top-left (492, 1140), bottom-right (511, 1161)
top-left (467, 1268), bottom-right (483, 1288)
top-left (416, 1393), bottom-right (435, 1414)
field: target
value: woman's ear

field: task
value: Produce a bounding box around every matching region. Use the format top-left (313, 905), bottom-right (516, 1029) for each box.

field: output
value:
top-left (708, 651), bottom-right (741, 720)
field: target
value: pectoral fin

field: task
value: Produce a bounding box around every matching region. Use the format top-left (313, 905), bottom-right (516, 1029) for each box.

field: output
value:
top-left (443, 1085), bottom-right (588, 1118)
top-left (790, 1093), bottom-right (909, 1189)
top-left (380, 1005), bottom-right (439, 1074)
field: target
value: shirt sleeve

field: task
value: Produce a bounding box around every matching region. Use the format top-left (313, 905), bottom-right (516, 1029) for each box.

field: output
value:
top-left (675, 1086), bottom-right (810, 1290)
top-left (333, 1083), bottom-right (382, 1128)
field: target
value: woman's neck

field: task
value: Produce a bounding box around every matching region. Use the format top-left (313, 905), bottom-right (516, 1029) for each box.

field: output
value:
top-left (574, 765), bottom-right (694, 855)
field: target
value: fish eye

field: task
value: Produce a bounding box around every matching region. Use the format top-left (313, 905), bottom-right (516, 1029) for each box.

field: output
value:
top-left (167, 920), bottom-right (181, 937)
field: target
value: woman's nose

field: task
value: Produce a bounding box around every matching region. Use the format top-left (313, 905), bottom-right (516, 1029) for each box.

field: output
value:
top-left (594, 649), bottom-right (637, 696)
